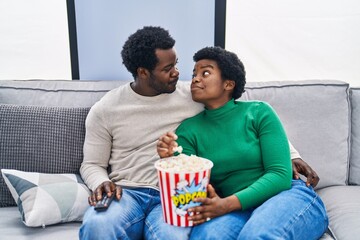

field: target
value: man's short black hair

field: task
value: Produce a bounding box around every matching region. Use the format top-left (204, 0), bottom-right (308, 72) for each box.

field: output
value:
top-left (193, 46), bottom-right (246, 99)
top-left (121, 26), bottom-right (176, 79)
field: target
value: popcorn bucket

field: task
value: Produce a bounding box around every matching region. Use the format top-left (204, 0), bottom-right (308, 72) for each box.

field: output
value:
top-left (155, 155), bottom-right (213, 227)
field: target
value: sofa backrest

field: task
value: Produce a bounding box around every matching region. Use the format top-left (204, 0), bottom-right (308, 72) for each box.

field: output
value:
top-left (0, 104), bottom-right (90, 207)
top-left (0, 80), bottom-right (128, 107)
top-left (0, 79), bottom-right (353, 207)
top-left (350, 88), bottom-right (360, 185)
top-left (0, 80), bottom-right (127, 207)
top-left (240, 80), bottom-right (351, 190)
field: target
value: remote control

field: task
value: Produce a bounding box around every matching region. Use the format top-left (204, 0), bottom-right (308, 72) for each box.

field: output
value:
top-left (94, 192), bottom-right (115, 211)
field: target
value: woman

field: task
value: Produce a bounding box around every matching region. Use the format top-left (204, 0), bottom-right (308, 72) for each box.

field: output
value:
top-left (157, 46), bottom-right (328, 240)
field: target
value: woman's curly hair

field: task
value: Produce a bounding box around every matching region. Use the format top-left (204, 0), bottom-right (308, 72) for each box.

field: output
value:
top-left (193, 46), bottom-right (246, 99)
top-left (121, 26), bottom-right (175, 79)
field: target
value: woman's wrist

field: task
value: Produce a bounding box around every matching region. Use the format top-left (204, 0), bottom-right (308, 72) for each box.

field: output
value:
top-left (224, 195), bottom-right (242, 212)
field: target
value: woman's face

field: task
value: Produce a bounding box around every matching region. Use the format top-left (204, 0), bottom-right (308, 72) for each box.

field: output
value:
top-left (191, 59), bottom-right (233, 109)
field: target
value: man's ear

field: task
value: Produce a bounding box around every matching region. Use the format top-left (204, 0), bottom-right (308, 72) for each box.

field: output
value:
top-left (224, 80), bottom-right (235, 90)
top-left (137, 67), bottom-right (150, 79)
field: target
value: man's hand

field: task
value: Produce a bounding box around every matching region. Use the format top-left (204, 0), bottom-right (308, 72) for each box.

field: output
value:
top-left (157, 132), bottom-right (179, 158)
top-left (292, 158), bottom-right (319, 187)
top-left (88, 181), bottom-right (123, 206)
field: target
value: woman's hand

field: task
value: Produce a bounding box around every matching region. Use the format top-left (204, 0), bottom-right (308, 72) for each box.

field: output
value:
top-left (187, 184), bottom-right (241, 225)
top-left (157, 131), bottom-right (179, 158)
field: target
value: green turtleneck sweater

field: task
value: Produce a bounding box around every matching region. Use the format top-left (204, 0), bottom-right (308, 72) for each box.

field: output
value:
top-left (175, 99), bottom-right (292, 210)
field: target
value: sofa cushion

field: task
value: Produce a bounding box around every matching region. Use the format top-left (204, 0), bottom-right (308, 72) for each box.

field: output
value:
top-left (241, 80), bottom-right (350, 189)
top-left (1, 169), bottom-right (90, 227)
top-left (317, 186), bottom-right (360, 240)
top-left (350, 88), bottom-right (360, 185)
top-left (0, 206), bottom-right (81, 239)
top-left (0, 80), bottom-right (126, 107)
top-left (0, 104), bottom-right (89, 207)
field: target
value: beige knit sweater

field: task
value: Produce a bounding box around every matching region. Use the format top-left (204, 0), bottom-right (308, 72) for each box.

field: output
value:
top-left (80, 81), bottom-right (203, 191)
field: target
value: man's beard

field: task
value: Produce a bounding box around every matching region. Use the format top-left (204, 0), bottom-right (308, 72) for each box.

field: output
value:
top-left (148, 73), bottom-right (176, 94)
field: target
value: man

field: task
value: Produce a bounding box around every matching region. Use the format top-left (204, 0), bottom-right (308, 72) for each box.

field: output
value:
top-left (79, 26), bottom-right (319, 240)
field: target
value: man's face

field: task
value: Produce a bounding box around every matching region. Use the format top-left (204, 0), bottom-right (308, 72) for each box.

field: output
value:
top-left (148, 48), bottom-right (179, 94)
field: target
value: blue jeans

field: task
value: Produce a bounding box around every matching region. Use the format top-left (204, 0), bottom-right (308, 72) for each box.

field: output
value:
top-left (190, 180), bottom-right (329, 240)
top-left (79, 188), bottom-right (190, 240)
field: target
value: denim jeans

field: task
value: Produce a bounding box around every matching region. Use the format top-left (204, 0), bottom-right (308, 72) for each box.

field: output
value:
top-left (190, 179), bottom-right (329, 240)
top-left (80, 180), bottom-right (328, 240)
top-left (79, 188), bottom-right (191, 240)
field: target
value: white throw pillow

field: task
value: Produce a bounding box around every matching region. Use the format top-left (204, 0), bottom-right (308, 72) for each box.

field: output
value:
top-left (1, 169), bottom-right (90, 227)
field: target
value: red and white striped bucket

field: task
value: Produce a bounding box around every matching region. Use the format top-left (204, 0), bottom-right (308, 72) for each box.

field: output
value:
top-left (155, 156), bottom-right (213, 227)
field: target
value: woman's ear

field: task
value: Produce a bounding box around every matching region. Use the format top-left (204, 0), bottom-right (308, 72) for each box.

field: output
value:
top-left (225, 80), bottom-right (235, 90)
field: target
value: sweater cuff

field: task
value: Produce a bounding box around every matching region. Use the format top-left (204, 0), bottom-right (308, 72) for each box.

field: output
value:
top-left (289, 141), bottom-right (302, 159)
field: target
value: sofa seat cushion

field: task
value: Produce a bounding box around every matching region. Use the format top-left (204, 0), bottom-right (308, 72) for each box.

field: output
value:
top-left (0, 206), bottom-right (81, 240)
top-left (0, 104), bottom-right (90, 207)
top-left (317, 186), bottom-right (360, 240)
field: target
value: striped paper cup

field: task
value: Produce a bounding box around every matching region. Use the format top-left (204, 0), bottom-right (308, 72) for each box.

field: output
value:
top-left (155, 156), bottom-right (213, 227)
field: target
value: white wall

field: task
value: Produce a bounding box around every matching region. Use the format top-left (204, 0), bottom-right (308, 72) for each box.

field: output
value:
top-left (1, 0), bottom-right (359, 86)
top-left (226, 0), bottom-right (360, 87)
top-left (0, 0), bottom-right (72, 80)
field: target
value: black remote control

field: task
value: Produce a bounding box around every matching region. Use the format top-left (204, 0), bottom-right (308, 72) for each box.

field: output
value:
top-left (94, 192), bottom-right (115, 211)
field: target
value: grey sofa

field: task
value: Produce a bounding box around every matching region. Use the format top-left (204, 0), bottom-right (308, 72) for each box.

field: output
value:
top-left (0, 79), bottom-right (359, 240)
